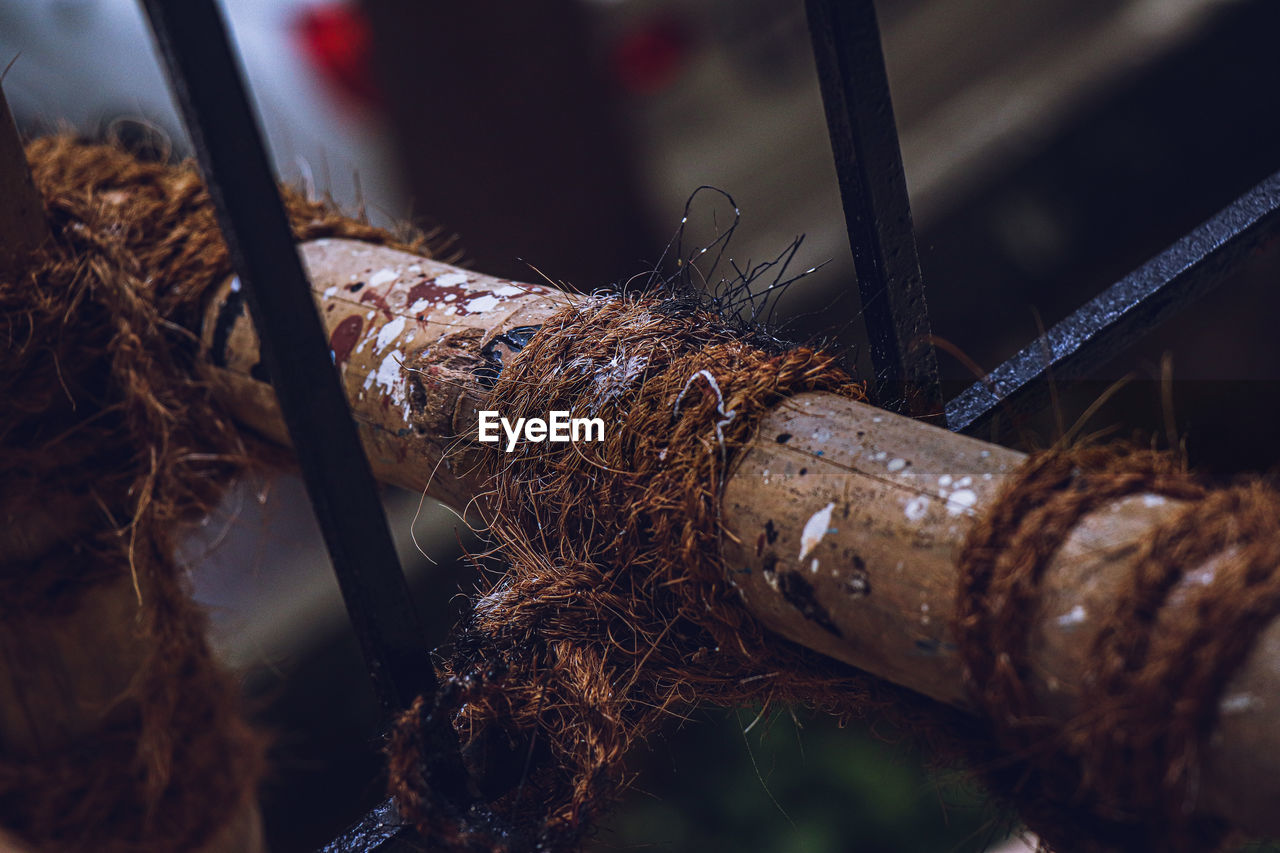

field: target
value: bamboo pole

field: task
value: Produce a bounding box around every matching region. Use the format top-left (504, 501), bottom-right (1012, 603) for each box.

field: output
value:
top-left (203, 238), bottom-right (1280, 839)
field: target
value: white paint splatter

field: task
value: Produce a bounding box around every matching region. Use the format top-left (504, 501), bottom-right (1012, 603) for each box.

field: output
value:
top-left (464, 294), bottom-right (502, 314)
top-left (887, 458), bottom-right (907, 472)
top-left (1143, 494), bottom-right (1167, 507)
top-left (946, 489), bottom-right (977, 515)
top-left (409, 298), bottom-right (432, 314)
top-left (810, 558), bottom-right (820, 574)
top-left (1057, 604), bottom-right (1087, 626)
top-left (363, 350), bottom-right (405, 402)
top-left (407, 265), bottom-right (423, 274)
top-left (493, 284), bottom-right (524, 296)
top-left (369, 268), bottom-right (399, 287)
top-left (904, 496), bottom-right (930, 521)
top-left (375, 316), bottom-right (407, 352)
top-left (871, 451), bottom-right (887, 461)
top-left (323, 285), bottom-right (339, 298)
top-left (956, 476), bottom-right (973, 488)
top-left (938, 474), bottom-right (953, 487)
top-left (799, 502), bottom-right (836, 560)
top-left (436, 272), bottom-right (469, 287)
top-left (229, 277), bottom-right (241, 292)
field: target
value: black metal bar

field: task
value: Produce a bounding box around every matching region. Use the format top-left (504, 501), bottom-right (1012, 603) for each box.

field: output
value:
top-left (805, 0), bottom-right (942, 421)
top-left (320, 799), bottom-right (425, 853)
top-left (137, 0), bottom-right (466, 785)
top-left (946, 169), bottom-right (1280, 436)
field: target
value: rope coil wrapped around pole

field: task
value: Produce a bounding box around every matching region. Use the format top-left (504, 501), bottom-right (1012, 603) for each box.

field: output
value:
top-left (6, 137), bottom-right (1280, 851)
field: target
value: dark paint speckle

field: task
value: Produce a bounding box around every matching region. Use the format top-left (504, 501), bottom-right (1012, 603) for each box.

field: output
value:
top-left (777, 571), bottom-right (842, 637)
top-left (776, 432), bottom-right (792, 444)
top-left (210, 284), bottom-right (247, 368)
top-left (846, 555), bottom-right (871, 598)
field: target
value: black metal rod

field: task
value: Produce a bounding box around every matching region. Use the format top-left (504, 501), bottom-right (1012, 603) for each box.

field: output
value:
top-left (137, 0), bottom-right (445, 720)
top-left (946, 169), bottom-right (1280, 436)
top-left (320, 799), bottom-right (422, 852)
top-left (805, 0), bottom-right (942, 421)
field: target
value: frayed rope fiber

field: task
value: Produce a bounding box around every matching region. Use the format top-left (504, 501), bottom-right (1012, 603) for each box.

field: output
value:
top-left (1, 136), bottom-right (432, 851)
top-left (958, 446), bottom-right (1280, 853)
top-left (387, 294), bottom-right (917, 848)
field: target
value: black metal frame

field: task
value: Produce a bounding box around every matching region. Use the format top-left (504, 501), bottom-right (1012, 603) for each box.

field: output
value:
top-left (805, 0), bottom-right (942, 422)
top-left (128, 0), bottom-right (1280, 849)
top-left (138, 2), bottom-right (471, 844)
top-left (804, 0), bottom-right (1280, 440)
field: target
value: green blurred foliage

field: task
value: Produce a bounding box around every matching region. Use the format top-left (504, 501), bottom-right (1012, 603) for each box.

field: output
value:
top-left (589, 707), bottom-right (1013, 853)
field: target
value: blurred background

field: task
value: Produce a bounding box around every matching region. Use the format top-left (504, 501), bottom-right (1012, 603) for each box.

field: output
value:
top-left (5, 0), bottom-right (1280, 849)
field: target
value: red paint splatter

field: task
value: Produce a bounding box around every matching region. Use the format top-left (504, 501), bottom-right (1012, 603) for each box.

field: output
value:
top-left (329, 315), bottom-right (363, 365)
top-left (360, 288), bottom-right (394, 319)
top-left (405, 278), bottom-right (464, 306)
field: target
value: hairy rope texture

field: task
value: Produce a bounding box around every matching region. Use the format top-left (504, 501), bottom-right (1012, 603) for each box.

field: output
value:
top-left (958, 446), bottom-right (1280, 853)
top-left (387, 294), bottom-right (890, 849)
top-left (0, 137), bottom-right (429, 851)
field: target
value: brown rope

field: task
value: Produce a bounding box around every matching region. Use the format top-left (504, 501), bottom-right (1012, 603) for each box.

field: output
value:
top-left (1, 136), bottom-right (434, 851)
top-left (957, 445), bottom-right (1280, 852)
top-left (387, 294), bottom-right (882, 849)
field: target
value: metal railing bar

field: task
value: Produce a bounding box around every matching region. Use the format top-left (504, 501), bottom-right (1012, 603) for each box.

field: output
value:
top-left (137, 0), bottom-right (465, 785)
top-left (804, 0), bottom-right (943, 421)
top-left (946, 168), bottom-right (1280, 436)
top-left (319, 798), bottom-right (424, 852)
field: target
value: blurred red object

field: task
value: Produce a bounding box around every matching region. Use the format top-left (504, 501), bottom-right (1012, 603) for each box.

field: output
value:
top-left (611, 14), bottom-right (693, 96)
top-left (297, 3), bottom-right (383, 110)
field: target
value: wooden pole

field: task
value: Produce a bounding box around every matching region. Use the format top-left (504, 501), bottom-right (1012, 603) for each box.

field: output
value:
top-left (0, 86), bottom-right (50, 274)
top-left (203, 238), bottom-right (1280, 839)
